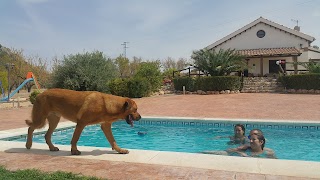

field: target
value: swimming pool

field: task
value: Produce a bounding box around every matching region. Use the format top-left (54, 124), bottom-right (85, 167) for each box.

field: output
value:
top-left (3, 118), bottom-right (320, 162)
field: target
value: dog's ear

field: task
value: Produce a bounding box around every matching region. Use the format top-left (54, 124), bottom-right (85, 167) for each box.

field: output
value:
top-left (123, 100), bottom-right (130, 111)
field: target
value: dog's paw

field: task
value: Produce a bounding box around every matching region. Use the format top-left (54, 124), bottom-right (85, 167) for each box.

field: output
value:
top-left (50, 147), bottom-right (59, 151)
top-left (118, 148), bottom-right (129, 154)
top-left (26, 142), bottom-right (32, 149)
top-left (71, 149), bottom-right (81, 155)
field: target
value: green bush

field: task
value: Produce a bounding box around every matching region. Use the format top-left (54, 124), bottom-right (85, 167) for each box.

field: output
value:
top-left (134, 61), bottom-right (162, 92)
top-left (29, 90), bottom-right (41, 104)
top-left (128, 77), bottom-right (151, 98)
top-left (204, 76), bottom-right (241, 91)
top-left (173, 77), bottom-right (195, 91)
top-left (108, 78), bottom-right (129, 97)
top-left (173, 76), bottom-right (241, 91)
top-left (50, 51), bottom-right (118, 93)
top-left (108, 77), bottom-right (151, 98)
top-left (279, 73), bottom-right (320, 90)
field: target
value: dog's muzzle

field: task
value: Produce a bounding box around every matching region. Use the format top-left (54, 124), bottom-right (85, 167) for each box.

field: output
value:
top-left (125, 114), bottom-right (141, 127)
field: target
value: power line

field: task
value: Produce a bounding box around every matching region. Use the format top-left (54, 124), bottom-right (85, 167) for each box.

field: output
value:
top-left (291, 19), bottom-right (299, 26)
top-left (121, 42), bottom-right (129, 59)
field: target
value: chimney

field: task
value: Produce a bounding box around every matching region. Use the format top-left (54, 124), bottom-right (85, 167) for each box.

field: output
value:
top-left (294, 26), bottom-right (300, 31)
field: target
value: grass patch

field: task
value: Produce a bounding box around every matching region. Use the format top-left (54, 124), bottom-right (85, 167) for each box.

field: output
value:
top-left (0, 166), bottom-right (103, 180)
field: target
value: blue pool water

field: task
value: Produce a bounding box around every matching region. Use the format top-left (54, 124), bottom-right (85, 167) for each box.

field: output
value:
top-left (5, 118), bottom-right (320, 162)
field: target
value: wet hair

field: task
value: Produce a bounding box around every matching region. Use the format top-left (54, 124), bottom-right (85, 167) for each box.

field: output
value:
top-left (257, 134), bottom-right (266, 150)
top-left (250, 129), bottom-right (263, 136)
top-left (248, 129), bottom-right (264, 141)
top-left (234, 124), bottom-right (245, 135)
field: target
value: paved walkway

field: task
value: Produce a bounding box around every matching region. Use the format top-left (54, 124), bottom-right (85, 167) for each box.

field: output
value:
top-left (0, 93), bottom-right (320, 179)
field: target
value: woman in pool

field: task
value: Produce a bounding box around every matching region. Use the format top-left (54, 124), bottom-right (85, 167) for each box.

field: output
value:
top-left (214, 124), bottom-right (248, 145)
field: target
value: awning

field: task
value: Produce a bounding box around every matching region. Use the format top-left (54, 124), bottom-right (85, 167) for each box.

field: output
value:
top-left (237, 47), bottom-right (301, 58)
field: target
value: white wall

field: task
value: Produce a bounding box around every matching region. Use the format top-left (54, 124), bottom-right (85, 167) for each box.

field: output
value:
top-left (247, 57), bottom-right (297, 75)
top-left (215, 23), bottom-right (309, 50)
top-left (308, 50), bottom-right (320, 59)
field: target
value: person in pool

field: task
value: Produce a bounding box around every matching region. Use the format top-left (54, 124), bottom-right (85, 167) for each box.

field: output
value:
top-left (214, 124), bottom-right (248, 145)
top-left (228, 133), bottom-right (276, 158)
top-left (203, 130), bottom-right (277, 159)
top-left (228, 129), bottom-right (273, 152)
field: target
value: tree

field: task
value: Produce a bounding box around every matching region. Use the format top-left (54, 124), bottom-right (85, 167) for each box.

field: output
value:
top-left (134, 60), bottom-right (162, 92)
top-left (0, 46), bottom-right (50, 92)
top-left (161, 57), bottom-right (190, 71)
top-left (23, 54), bottom-right (51, 90)
top-left (129, 56), bottom-right (142, 77)
top-left (176, 58), bottom-right (189, 70)
top-left (296, 61), bottom-right (320, 74)
top-left (191, 48), bottom-right (246, 76)
top-left (115, 55), bottom-right (130, 78)
top-left (50, 51), bottom-right (118, 93)
top-left (162, 57), bottom-right (176, 71)
top-left (162, 68), bottom-right (177, 80)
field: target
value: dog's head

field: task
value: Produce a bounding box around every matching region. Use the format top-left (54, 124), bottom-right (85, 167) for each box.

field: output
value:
top-left (123, 99), bottom-right (141, 127)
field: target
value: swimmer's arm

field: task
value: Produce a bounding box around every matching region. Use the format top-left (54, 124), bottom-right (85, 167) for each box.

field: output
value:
top-left (235, 151), bottom-right (249, 157)
top-left (226, 149), bottom-right (249, 157)
top-left (265, 149), bottom-right (277, 159)
top-left (226, 144), bottom-right (250, 153)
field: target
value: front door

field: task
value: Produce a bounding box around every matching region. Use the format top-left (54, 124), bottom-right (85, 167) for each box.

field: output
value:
top-left (269, 60), bottom-right (286, 74)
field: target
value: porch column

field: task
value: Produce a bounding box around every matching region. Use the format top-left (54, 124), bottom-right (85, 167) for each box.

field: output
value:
top-left (260, 56), bottom-right (263, 76)
top-left (293, 56), bottom-right (298, 74)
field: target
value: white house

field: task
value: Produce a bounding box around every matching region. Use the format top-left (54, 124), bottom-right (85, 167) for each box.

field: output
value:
top-left (205, 17), bottom-right (320, 76)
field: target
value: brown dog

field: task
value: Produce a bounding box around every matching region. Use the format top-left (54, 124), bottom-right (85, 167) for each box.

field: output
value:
top-left (25, 88), bottom-right (141, 155)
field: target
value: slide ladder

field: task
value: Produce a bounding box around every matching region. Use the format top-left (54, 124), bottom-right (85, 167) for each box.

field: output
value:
top-left (26, 72), bottom-right (41, 89)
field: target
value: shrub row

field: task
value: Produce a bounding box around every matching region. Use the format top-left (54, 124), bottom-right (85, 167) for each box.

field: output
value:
top-left (173, 76), bottom-right (241, 92)
top-left (279, 73), bottom-right (320, 90)
top-left (108, 77), bottom-right (151, 98)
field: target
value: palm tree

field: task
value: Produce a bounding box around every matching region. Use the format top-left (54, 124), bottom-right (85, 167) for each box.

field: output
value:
top-left (295, 61), bottom-right (320, 74)
top-left (191, 48), bottom-right (246, 76)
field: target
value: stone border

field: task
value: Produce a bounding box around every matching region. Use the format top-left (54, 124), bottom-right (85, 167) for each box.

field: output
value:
top-left (286, 89), bottom-right (320, 94)
top-left (175, 90), bottom-right (241, 95)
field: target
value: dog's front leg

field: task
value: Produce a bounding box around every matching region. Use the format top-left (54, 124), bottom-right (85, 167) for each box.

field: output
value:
top-left (101, 123), bottom-right (129, 154)
top-left (70, 123), bottom-right (86, 155)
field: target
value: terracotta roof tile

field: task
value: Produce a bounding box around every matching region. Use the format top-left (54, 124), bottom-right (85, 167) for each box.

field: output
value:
top-left (237, 47), bottom-right (301, 57)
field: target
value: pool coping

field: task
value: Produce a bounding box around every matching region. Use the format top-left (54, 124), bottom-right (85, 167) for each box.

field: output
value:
top-left (1, 117), bottom-right (320, 178)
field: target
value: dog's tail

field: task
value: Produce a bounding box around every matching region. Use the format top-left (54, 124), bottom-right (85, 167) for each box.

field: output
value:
top-left (25, 95), bottom-right (48, 129)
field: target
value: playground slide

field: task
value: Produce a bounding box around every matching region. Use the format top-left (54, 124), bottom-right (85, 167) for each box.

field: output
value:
top-left (0, 78), bottom-right (34, 102)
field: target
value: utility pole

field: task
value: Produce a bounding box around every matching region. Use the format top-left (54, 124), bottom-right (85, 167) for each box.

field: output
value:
top-left (121, 42), bottom-right (129, 59)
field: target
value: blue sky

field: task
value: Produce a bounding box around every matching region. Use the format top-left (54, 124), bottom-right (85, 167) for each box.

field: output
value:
top-left (1, 0), bottom-right (319, 65)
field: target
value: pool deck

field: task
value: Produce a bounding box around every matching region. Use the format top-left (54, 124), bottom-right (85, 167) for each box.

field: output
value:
top-left (0, 93), bottom-right (320, 179)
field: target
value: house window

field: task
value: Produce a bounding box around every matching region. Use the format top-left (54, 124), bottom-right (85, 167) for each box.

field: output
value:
top-left (256, 30), bottom-right (266, 38)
